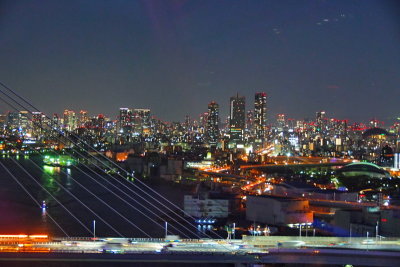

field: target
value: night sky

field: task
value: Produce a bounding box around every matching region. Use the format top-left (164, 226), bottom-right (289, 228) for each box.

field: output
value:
top-left (0, 0), bottom-right (399, 123)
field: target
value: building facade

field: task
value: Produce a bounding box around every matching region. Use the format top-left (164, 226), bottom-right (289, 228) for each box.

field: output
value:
top-left (229, 94), bottom-right (245, 144)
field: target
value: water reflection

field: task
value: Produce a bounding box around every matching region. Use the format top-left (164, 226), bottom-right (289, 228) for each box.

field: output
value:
top-left (43, 165), bottom-right (61, 175)
top-left (41, 201), bottom-right (47, 223)
top-left (1, 158), bottom-right (197, 237)
top-left (41, 165), bottom-right (62, 202)
top-left (65, 168), bottom-right (72, 189)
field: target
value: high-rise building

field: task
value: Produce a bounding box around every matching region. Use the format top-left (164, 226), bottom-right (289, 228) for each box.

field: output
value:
top-left (206, 101), bottom-right (219, 144)
top-left (229, 93), bottom-right (245, 143)
top-left (0, 114), bottom-right (6, 132)
top-left (133, 109), bottom-right (151, 135)
top-left (184, 115), bottom-right (191, 132)
top-left (246, 110), bottom-right (254, 132)
top-left (63, 109), bottom-right (77, 131)
top-left (52, 113), bottom-right (59, 129)
top-left (254, 92), bottom-right (267, 142)
top-left (7, 111), bottom-right (19, 133)
top-left (119, 108), bottom-right (132, 134)
top-left (90, 114), bottom-right (105, 137)
top-left (79, 110), bottom-right (89, 127)
top-left (316, 111), bottom-right (326, 132)
top-left (287, 118), bottom-right (296, 130)
top-left (119, 108), bottom-right (131, 127)
top-left (277, 114), bottom-right (286, 129)
top-left (32, 111), bottom-right (43, 138)
top-left (199, 112), bottom-right (208, 134)
top-left (18, 111), bottom-right (29, 136)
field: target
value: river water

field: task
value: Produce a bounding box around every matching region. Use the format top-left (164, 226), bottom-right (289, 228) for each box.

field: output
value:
top-left (0, 156), bottom-right (206, 239)
top-left (0, 157), bottom-right (336, 267)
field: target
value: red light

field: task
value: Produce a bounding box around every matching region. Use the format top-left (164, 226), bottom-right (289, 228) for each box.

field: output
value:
top-left (381, 218), bottom-right (387, 222)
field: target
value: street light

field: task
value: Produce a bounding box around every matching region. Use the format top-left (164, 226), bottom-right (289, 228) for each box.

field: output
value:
top-left (349, 224), bottom-right (352, 243)
top-left (93, 220), bottom-right (96, 238)
top-left (299, 224), bottom-right (302, 238)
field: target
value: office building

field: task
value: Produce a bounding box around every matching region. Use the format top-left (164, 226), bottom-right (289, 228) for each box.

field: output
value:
top-left (254, 92), bottom-right (267, 143)
top-left (63, 109), bottom-right (77, 131)
top-left (206, 101), bottom-right (219, 144)
top-left (229, 94), bottom-right (245, 144)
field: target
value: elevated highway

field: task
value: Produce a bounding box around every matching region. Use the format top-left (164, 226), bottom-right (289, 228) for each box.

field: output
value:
top-left (240, 162), bottom-right (347, 171)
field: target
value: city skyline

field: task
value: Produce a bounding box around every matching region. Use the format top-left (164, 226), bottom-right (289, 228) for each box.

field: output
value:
top-left (1, 1), bottom-right (400, 264)
top-left (0, 99), bottom-right (396, 126)
top-left (0, 0), bottom-right (399, 122)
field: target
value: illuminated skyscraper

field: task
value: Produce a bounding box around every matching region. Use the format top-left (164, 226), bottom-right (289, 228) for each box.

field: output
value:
top-left (229, 93), bottom-right (245, 143)
top-left (79, 110), bottom-right (89, 127)
top-left (277, 114), bottom-right (286, 129)
top-left (32, 111), bottom-right (43, 138)
top-left (119, 108), bottom-right (132, 134)
top-left (7, 111), bottom-right (19, 133)
top-left (206, 101), bottom-right (219, 144)
top-left (254, 92), bottom-right (267, 143)
top-left (246, 110), bottom-right (254, 131)
top-left (133, 109), bottom-right (151, 135)
top-left (91, 114), bottom-right (106, 137)
top-left (0, 114), bottom-right (6, 132)
top-left (316, 111), bottom-right (326, 132)
top-left (119, 108), bottom-right (131, 127)
top-left (52, 113), bottom-right (59, 129)
top-left (199, 112), bottom-right (208, 134)
top-left (18, 111), bottom-right (29, 136)
top-left (63, 109), bottom-right (77, 131)
top-left (184, 115), bottom-right (191, 132)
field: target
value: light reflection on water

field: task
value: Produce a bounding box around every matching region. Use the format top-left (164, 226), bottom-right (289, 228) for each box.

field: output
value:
top-left (41, 166), bottom-right (61, 197)
top-left (0, 158), bottom-right (211, 238)
top-left (43, 165), bottom-right (61, 175)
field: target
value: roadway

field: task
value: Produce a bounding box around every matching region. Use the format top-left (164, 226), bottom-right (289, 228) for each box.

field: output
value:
top-left (0, 236), bottom-right (400, 266)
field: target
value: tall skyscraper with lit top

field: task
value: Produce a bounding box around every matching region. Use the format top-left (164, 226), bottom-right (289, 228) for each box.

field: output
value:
top-left (79, 110), bottom-right (89, 127)
top-left (229, 93), bottom-right (245, 144)
top-left (316, 111), bottom-right (326, 132)
top-left (206, 101), bottom-right (219, 145)
top-left (277, 114), bottom-right (286, 130)
top-left (254, 92), bottom-right (267, 143)
top-left (63, 109), bottom-right (77, 131)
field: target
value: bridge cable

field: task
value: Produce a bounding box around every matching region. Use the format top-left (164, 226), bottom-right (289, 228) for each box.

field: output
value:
top-left (0, 93), bottom-right (192, 238)
top-left (0, 81), bottom-right (223, 239)
top-left (24, 156), bottom-right (183, 238)
top-left (12, 158), bottom-right (127, 237)
top-left (8, 158), bottom-right (94, 235)
top-left (0, 94), bottom-right (144, 237)
top-left (0, 160), bottom-right (69, 237)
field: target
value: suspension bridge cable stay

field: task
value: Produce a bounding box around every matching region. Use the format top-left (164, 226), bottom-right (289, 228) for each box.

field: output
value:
top-left (0, 81), bottom-right (224, 239)
top-left (0, 86), bottom-right (206, 238)
top-left (0, 160), bottom-right (69, 237)
top-left (0, 91), bottom-right (188, 238)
